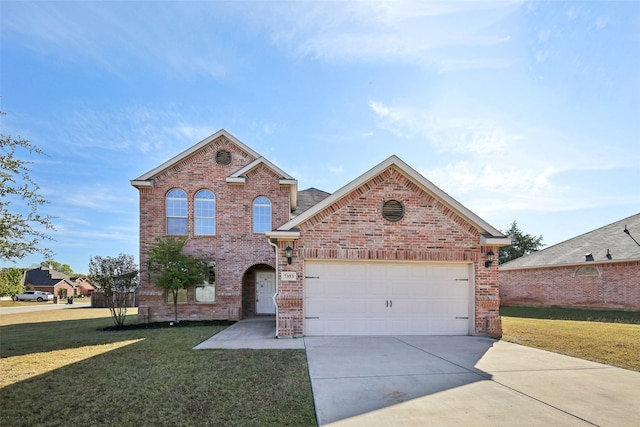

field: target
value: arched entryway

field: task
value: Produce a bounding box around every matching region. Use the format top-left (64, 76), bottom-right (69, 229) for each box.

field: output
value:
top-left (242, 264), bottom-right (276, 318)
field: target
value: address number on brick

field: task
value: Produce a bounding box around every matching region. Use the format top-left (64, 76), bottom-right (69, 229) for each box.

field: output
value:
top-left (281, 271), bottom-right (297, 281)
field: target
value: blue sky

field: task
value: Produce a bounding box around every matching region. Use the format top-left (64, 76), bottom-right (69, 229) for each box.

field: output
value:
top-left (1, 1), bottom-right (639, 274)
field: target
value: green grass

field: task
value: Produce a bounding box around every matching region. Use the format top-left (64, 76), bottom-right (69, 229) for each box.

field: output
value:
top-left (501, 306), bottom-right (640, 372)
top-left (0, 309), bottom-right (316, 427)
top-left (500, 305), bottom-right (640, 324)
top-left (0, 300), bottom-right (55, 307)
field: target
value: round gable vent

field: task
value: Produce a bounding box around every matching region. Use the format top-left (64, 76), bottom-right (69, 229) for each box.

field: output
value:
top-left (215, 150), bottom-right (232, 165)
top-left (382, 199), bottom-right (405, 222)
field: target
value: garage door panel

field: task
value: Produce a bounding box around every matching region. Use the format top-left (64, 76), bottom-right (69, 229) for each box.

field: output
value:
top-left (304, 261), bottom-right (472, 336)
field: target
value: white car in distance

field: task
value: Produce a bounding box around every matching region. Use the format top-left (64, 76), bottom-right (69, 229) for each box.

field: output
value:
top-left (15, 291), bottom-right (54, 302)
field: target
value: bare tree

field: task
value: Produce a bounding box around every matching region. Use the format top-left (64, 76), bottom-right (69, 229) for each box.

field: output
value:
top-left (89, 254), bottom-right (139, 327)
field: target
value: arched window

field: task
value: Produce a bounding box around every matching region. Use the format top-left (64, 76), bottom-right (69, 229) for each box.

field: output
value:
top-left (253, 196), bottom-right (271, 233)
top-left (195, 190), bottom-right (215, 235)
top-left (575, 266), bottom-right (599, 277)
top-left (166, 188), bottom-right (187, 235)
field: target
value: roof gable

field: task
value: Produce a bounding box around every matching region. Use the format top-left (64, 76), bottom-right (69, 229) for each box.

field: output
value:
top-left (131, 129), bottom-right (262, 186)
top-left (130, 129), bottom-right (299, 210)
top-left (226, 157), bottom-right (296, 184)
top-left (501, 213), bottom-right (640, 269)
top-left (277, 155), bottom-right (507, 241)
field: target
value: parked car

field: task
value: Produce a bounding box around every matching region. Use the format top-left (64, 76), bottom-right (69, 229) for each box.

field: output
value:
top-left (15, 291), bottom-right (54, 302)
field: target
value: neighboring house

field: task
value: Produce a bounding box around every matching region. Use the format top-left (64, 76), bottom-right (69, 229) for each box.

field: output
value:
top-left (131, 130), bottom-right (510, 337)
top-left (500, 213), bottom-right (640, 310)
top-left (22, 266), bottom-right (75, 299)
top-left (72, 277), bottom-right (96, 297)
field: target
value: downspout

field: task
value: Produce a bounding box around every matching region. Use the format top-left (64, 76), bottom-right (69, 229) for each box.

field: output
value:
top-left (268, 237), bottom-right (280, 338)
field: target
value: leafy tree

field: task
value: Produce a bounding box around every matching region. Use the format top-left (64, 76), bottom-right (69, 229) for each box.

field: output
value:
top-left (1, 129), bottom-right (55, 261)
top-left (40, 260), bottom-right (73, 275)
top-left (0, 267), bottom-right (24, 298)
top-left (88, 254), bottom-right (139, 327)
top-left (499, 221), bottom-right (544, 264)
top-left (146, 236), bottom-right (204, 323)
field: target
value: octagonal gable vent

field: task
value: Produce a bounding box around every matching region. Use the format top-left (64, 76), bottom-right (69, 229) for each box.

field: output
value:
top-left (215, 150), bottom-right (232, 165)
top-left (382, 199), bottom-right (405, 222)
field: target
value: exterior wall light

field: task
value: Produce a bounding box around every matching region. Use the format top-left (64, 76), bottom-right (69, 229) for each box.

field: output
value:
top-left (485, 250), bottom-right (495, 268)
top-left (285, 245), bottom-right (293, 265)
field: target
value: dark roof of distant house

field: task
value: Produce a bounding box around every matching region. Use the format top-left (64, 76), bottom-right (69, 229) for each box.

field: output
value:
top-left (23, 267), bottom-right (73, 287)
top-left (500, 213), bottom-right (640, 270)
top-left (293, 187), bottom-right (332, 216)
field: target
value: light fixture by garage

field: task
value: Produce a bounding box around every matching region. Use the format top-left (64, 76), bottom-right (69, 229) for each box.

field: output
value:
top-left (484, 250), bottom-right (495, 268)
top-left (285, 245), bottom-right (293, 265)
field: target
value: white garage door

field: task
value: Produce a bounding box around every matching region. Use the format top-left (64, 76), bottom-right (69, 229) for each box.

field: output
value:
top-left (304, 261), bottom-right (472, 336)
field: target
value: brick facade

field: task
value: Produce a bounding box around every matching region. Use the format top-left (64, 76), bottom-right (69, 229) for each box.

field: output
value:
top-left (273, 166), bottom-right (502, 337)
top-left (500, 261), bottom-right (640, 309)
top-left (134, 135), bottom-right (291, 322)
top-left (133, 131), bottom-right (507, 337)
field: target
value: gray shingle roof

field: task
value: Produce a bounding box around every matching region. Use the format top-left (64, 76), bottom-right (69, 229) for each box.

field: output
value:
top-left (500, 213), bottom-right (640, 270)
top-left (23, 267), bottom-right (73, 287)
top-left (293, 187), bottom-right (331, 216)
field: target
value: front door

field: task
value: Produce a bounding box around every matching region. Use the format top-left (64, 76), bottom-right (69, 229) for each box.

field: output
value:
top-left (256, 271), bottom-right (276, 314)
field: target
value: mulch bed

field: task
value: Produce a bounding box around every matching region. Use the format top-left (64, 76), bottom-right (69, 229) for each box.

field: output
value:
top-left (100, 320), bottom-right (235, 331)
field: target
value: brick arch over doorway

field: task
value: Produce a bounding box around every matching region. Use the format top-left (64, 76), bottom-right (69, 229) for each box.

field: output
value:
top-left (242, 264), bottom-right (276, 318)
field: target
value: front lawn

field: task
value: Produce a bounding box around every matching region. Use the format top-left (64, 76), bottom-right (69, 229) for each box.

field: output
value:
top-left (0, 308), bottom-right (316, 427)
top-left (501, 306), bottom-right (640, 372)
top-left (0, 300), bottom-right (55, 307)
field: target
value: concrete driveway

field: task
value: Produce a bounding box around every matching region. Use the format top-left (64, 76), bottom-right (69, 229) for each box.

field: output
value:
top-left (305, 335), bottom-right (640, 427)
top-left (196, 319), bottom-right (639, 426)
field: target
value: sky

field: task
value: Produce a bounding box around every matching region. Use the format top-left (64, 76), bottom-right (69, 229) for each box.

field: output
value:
top-left (1, 0), bottom-right (639, 274)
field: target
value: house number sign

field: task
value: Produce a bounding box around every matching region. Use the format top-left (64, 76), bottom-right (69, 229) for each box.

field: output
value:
top-left (281, 271), bottom-right (297, 281)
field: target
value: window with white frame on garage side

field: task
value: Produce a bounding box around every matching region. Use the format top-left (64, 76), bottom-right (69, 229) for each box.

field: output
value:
top-left (195, 190), bottom-right (215, 235)
top-left (253, 196), bottom-right (271, 233)
top-left (166, 188), bottom-right (187, 235)
top-left (195, 261), bottom-right (216, 303)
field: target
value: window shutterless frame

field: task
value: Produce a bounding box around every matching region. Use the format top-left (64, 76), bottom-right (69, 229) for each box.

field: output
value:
top-left (166, 188), bottom-right (188, 234)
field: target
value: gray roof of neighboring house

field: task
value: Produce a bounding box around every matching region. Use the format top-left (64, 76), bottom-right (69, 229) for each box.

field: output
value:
top-left (293, 187), bottom-right (332, 216)
top-left (23, 267), bottom-right (73, 287)
top-left (500, 213), bottom-right (640, 270)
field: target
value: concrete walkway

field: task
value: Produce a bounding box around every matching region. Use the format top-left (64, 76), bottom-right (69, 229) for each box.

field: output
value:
top-left (193, 318), bottom-right (640, 426)
top-left (194, 317), bottom-right (304, 349)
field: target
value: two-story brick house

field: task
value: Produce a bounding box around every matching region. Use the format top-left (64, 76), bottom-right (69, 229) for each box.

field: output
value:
top-left (131, 130), bottom-right (509, 337)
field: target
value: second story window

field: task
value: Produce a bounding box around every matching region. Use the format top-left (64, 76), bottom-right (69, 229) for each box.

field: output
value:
top-left (253, 196), bottom-right (271, 233)
top-left (166, 188), bottom-right (187, 235)
top-left (195, 190), bottom-right (215, 235)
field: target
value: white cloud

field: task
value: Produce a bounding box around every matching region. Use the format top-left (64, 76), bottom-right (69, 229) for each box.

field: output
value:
top-left (567, 6), bottom-right (581, 21)
top-left (4, 1), bottom-right (523, 75)
top-left (2, 2), bottom-right (232, 79)
top-left (329, 165), bottom-right (344, 175)
top-left (368, 99), bottom-right (640, 217)
top-left (253, 0), bottom-right (521, 69)
top-left (595, 16), bottom-right (609, 30)
top-left (369, 100), bottom-right (514, 155)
